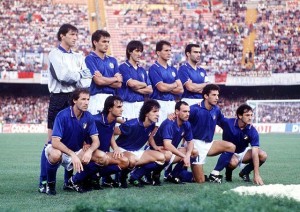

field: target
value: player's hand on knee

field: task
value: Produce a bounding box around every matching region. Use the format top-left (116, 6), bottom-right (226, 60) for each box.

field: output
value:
top-left (71, 154), bottom-right (83, 173)
top-left (113, 148), bottom-right (123, 158)
top-left (82, 149), bottom-right (93, 165)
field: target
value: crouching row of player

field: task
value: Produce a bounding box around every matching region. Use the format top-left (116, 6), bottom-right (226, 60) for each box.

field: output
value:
top-left (42, 84), bottom-right (267, 195)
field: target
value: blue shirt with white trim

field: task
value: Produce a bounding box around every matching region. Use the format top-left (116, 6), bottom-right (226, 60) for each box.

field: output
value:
top-left (52, 106), bottom-right (98, 152)
top-left (85, 52), bottom-right (119, 96)
top-left (149, 61), bottom-right (179, 101)
top-left (118, 60), bottom-right (151, 102)
top-left (178, 63), bottom-right (208, 99)
top-left (189, 101), bottom-right (224, 142)
top-left (93, 112), bottom-right (116, 152)
top-left (218, 118), bottom-right (259, 153)
top-left (116, 118), bottom-right (155, 151)
top-left (154, 119), bottom-right (193, 148)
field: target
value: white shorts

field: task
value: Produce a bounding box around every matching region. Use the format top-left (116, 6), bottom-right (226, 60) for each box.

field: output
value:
top-left (88, 93), bottom-right (113, 115)
top-left (193, 139), bottom-right (214, 165)
top-left (181, 98), bottom-right (202, 106)
top-left (122, 101), bottom-right (144, 120)
top-left (119, 147), bottom-right (145, 161)
top-left (45, 144), bottom-right (82, 171)
top-left (235, 147), bottom-right (252, 169)
top-left (155, 100), bottom-right (176, 126)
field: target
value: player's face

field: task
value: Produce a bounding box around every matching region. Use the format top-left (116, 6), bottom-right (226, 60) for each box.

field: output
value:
top-left (157, 45), bottom-right (171, 61)
top-left (130, 49), bottom-right (142, 63)
top-left (239, 110), bottom-right (253, 125)
top-left (205, 90), bottom-right (219, 106)
top-left (189, 47), bottom-right (201, 64)
top-left (146, 107), bottom-right (160, 123)
top-left (94, 36), bottom-right (110, 53)
top-left (110, 100), bottom-right (123, 117)
top-left (61, 30), bottom-right (78, 48)
top-left (74, 93), bottom-right (90, 112)
top-left (176, 105), bottom-right (190, 122)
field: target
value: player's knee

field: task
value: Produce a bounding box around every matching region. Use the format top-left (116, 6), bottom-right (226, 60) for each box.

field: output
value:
top-left (227, 142), bottom-right (236, 152)
top-left (93, 150), bottom-right (108, 165)
top-left (259, 150), bottom-right (268, 162)
top-left (228, 156), bottom-right (238, 168)
top-left (191, 148), bottom-right (199, 158)
top-left (48, 149), bottom-right (62, 163)
top-left (119, 156), bottom-right (129, 169)
top-left (128, 156), bottom-right (137, 168)
top-left (164, 151), bottom-right (172, 162)
top-left (156, 152), bottom-right (165, 164)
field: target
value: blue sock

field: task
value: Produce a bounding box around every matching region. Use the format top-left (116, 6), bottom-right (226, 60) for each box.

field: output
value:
top-left (39, 144), bottom-right (48, 185)
top-left (72, 162), bottom-right (100, 184)
top-left (164, 164), bottom-right (173, 178)
top-left (179, 170), bottom-right (194, 182)
top-left (242, 161), bottom-right (265, 175)
top-left (99, 165), bottom-right (121, 177)
top-left (131, 162), bottom-right (159, 180)
top-left (46, 160), bottom-right (60, 183)
top-left (214, 152), bottom-right (234, 172)
top-left (170, 161), bottom-right (184, 178)
top-left (64, 169), bottom-right (73, 184)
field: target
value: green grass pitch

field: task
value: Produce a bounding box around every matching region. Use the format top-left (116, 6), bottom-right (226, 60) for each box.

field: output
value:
top-left (0, 133), bottom-right (299, 211)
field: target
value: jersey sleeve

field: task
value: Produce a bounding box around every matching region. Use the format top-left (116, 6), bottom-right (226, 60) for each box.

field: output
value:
top-left (87, 116), bottom-right (99, 137)
top-left (184, 122), bottom-right (193, 142)
top-left (250, 127), bottom-right (260, 147)
top-left (119, 64), bottom-right (131, 85)
top-left (178, 65), bottom-right (189, 85)
top-left (161, 122), bottom-right (174, 140)
top-left (52, 113), bottom-right (65, 139)
top-left (113, 58), bottom-right (119, 75)
top-left (149, 65), bottom-right (163, 86)
top-left (119, 121), bottom-right (132, 136)
top-left (85, 56), bottom-right (98, 75)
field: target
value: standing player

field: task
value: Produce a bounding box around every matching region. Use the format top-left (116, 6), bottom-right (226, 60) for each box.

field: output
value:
top-left (148, 40), bottom-right (183, 126)
top-left (114, 100), bottom-right (165, 188)
top-left (219, 104), bottom-right (267, 185)
top-left (38, 24), bottom-right (92, 193)
top-left (178, 44), bottom-right (209, 105)
top-left (118, 40), bottom-right (153, 120)
top-left (149, 101), bottom-right (198, 184)
top-left (45, 88), bottom-right (107, 195)
top-left (85, 30), bottom-right (122, 115)
top-left (188, 84), bottom-right (236, 183)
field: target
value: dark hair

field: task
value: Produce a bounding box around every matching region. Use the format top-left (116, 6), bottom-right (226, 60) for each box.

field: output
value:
top-left (175, 101), bottom-right (189, 111)
top-left (91, 30), bottom-right (111, 49)
top-left (126, 40), bottom-right (143, 59)
top-left (156, 40), bottom-right (171, 52)
top-left (202, 84), bottom-right (220, 97)
top-left (57, 24), bottom-right (78, 41)
top-left (236, 104), bottom-right (253, 118)
top-left (139, 100), bottom-right (160, 122)
top-left (102, 95), bottom-right (123, 115)
top-left (70, 88), bottom-right (90, 106)
top-left (185, 44), bottom-right (200, 56)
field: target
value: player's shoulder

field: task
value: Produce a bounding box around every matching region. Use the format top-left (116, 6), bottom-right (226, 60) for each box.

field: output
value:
top-left (106, 55), bottom-right (118, 63)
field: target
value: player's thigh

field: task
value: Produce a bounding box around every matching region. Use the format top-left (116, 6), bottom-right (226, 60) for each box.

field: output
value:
top-left (138, 150), bottom-right (165, 164)
top-left (106, 152), bottom-right (128, 165)
top-left (207, 140), bottom-right (235, 156)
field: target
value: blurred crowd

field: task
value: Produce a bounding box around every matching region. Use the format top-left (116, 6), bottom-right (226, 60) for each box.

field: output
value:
top-left (0, 0), bottom-right (91, 74)
top-left (0, 0), bottom-right (299, 76)
top-left (1, 95), bottom-right (299, 124)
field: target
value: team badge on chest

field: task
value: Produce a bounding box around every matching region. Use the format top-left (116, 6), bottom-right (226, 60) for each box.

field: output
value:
top-left (109, 63), bottom-right (114, 69)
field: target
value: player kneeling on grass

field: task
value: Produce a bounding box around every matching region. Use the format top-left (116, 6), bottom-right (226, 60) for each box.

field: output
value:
top-left (148, 101), bottom-right (198, 185)
top-left (218, 104), bottom-right (267, 185)
top-left (114, 100), bottom-right (166, 188)
top-left (45, 88), bottom-right (108, 195)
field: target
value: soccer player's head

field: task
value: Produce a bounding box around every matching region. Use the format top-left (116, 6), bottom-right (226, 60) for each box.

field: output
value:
top-left (175, 101), bottom-right (190, 122)
top-left (57, 24), bottom-right (78, 48)
top-left (185, 44), bottom-right (201, 64)
top-left (70, 88), bottom-right (90, 111)
top-left (236, 104), bottom-right (253, 124)
top-left (156, 40), bottom-right (171, 61)
top-left (202, 84), bottom-right (220, 106)
top-left (126, 40), bottom-right (143, 61)
top-left (91, 30), bottom-right (111, 52)
top-left (103, 95), bottom-right (123, 117)
top-left (139, 100), bottom-right (160, 123)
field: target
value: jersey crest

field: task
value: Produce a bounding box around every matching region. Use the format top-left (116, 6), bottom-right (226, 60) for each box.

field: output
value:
top-left (200, 72), bottom-right (205, 77)
top-left (109, 62), bottom-right (114, 69)
top-left (172, 71), bottom-right (176, 77)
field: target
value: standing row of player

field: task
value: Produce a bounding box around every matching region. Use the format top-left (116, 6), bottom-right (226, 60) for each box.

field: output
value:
top-left (38, 23), bottom-right (267, 195)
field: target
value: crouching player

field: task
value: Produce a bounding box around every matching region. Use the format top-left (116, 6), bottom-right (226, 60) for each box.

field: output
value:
top-left (219, 104), bottom-right (267, 185)
top-left (114, 100), bottom-right (166, 188)
top-left (149, 101), bottom-right (198, 185)
top-left (45, 88), bottom-right (108, 195)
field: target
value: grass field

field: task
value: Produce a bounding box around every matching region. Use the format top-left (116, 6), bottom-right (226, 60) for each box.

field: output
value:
top-left (0, 133), bottom-right (299, 212)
